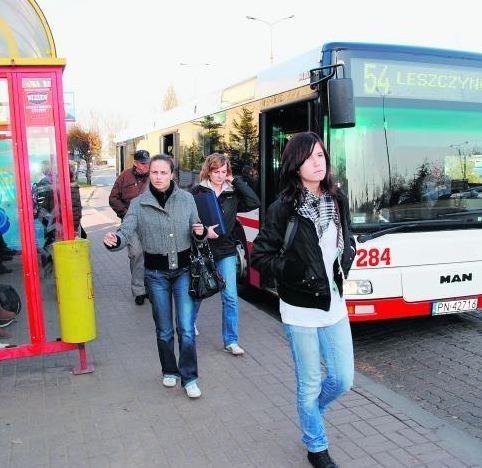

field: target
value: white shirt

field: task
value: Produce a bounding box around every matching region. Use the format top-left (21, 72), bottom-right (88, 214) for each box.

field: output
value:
top-left (280, 220), bottom-right (347, 327)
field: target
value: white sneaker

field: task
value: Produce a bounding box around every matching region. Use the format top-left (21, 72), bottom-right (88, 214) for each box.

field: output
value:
top-left (162, 375), bottom-right (177, 387)
top-left (224, 343), bottom-right (245, 355)
top-left (185, 382), bottom-right (202, 398)
top-left (194, 322), bottom-right (199, 336)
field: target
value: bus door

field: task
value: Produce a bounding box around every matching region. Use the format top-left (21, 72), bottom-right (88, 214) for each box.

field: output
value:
top-left (259, 98), bottom-right (318, 219)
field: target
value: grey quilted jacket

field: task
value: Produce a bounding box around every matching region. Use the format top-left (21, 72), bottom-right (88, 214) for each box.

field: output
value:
top-left (112, 182), bottom-right (202, 269)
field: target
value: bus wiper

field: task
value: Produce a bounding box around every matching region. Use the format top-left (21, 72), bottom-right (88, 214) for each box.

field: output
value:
top-left (357, 214), bottom-right (482, 243)
top-left (357, 224), bottom-right (418, 243)
top-left (435, 209), bottom-right (482, 219)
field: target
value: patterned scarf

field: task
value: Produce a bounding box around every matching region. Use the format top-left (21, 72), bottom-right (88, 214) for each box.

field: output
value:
top-left (297, 188), bottom-right (344, 255)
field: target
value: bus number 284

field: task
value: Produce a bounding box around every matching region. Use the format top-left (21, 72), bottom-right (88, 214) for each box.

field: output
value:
top-left (356, 248), bottom-right (391, 267)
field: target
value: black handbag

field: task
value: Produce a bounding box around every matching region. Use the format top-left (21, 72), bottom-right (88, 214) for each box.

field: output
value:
top-left (189, 241), bottom-right (226, 299)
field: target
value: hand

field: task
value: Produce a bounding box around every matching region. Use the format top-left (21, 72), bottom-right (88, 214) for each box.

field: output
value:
top-left (192, 223), bottom-right (205, 236)
top-left (226, 175), bottom-right (234, 183)
top-left (207, 225), bottom-right (219, 239)
top-left (103, 232), bottom-right (118, 247)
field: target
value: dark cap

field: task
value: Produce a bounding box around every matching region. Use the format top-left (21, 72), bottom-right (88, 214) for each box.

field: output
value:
top-left (134, 150), bottom-right (150, 164)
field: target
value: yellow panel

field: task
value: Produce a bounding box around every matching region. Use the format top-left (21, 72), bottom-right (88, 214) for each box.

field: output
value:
top-left (0, 57), bottom-right (66, 66)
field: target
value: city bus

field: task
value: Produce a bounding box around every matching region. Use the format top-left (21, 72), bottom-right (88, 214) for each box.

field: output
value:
top-left (116, 42), bottom-right (482, 322)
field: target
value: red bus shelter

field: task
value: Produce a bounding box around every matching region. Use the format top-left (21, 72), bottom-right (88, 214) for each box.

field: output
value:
top-left (0, 0), bottom-right (92, 372)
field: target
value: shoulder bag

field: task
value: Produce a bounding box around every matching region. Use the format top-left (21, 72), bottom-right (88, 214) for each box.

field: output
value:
top-left (189, 241), bottom-right (226, 299)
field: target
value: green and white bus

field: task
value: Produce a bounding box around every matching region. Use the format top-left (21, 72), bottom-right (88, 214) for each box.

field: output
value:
top-left (116, 42), bottom-right (482, 322)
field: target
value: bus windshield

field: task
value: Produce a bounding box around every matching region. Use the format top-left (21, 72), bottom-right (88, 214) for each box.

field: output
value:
top-left (331, 53), bottom-right (482, 229)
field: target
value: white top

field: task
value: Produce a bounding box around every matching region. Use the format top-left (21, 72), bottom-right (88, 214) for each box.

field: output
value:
top-left (280, 220), bottom-right (347, 327)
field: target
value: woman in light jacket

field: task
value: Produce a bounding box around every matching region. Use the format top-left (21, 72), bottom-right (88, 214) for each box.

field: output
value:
top-left (251, 132), bottom-right (356, 468)
top-left (192, 153), bottom-right (260, 355)
top-left (104, 154), bottom-right (215, 398)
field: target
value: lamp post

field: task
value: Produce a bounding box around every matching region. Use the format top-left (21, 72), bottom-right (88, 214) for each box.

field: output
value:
top-left (246, 14), bottom-right (295, 65)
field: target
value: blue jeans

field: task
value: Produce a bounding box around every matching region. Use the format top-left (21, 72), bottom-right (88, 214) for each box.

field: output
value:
top-left (145, 267), bottom-right (198, 387)
top-left (283, 316), bottom-right (354, 452)
top-left (196, 254), bottom-right (239, 347)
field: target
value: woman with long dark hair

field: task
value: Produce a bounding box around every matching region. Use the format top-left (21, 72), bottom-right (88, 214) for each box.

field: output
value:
top-left (251, 132), bottom-right (356, 468)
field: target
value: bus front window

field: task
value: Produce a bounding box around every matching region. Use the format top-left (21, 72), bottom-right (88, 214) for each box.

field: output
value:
top-left (335, 103), bottom-right (482, 228)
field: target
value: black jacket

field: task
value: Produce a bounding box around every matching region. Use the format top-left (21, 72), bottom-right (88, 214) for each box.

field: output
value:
top-left (192, 177), bottom-right (260, 260)
top-left (251, 190), bottom-right (356, 310)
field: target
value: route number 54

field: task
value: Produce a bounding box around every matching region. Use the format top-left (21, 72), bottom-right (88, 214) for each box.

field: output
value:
top-left (356, 247), bottom-right (391, 267)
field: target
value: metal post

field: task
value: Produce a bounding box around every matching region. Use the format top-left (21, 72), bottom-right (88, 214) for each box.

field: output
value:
top-left (73, 342), bottom-right (95, 375)
top-left (246, 15), bottom-right (295, 65)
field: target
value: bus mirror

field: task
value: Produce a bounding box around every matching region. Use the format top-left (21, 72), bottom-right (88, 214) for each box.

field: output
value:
top-left (328, 78), bottom-right (355, 128)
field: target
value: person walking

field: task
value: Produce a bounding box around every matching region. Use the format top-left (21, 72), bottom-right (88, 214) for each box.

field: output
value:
top-left (192, 153), bottom-right (260, 355)
top-left (104, 154), bottom-right (215, 398)
top-left (69, 162), bottom-right (84, 238)
top-left (109, 149), bottom-right (150, 305)
top-left (251, 132), bottom-right (356, 468)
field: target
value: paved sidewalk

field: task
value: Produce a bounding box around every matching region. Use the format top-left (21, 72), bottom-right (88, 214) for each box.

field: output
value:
top-left (0, 188), bottom-right (481, 467)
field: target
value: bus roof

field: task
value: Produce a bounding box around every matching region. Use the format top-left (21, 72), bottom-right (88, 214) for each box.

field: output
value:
top-left (116, 42), bottom-right (482, 143)
top-left (322, 42), bottom-right (482, 61)
top-left (116, 46), bottom-right (322, 143)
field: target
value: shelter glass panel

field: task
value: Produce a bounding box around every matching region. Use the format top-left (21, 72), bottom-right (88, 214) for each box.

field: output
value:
top-left (22, 76), bottom-right (63, 341)
top-left (0, 78), bottom-right (27, 345)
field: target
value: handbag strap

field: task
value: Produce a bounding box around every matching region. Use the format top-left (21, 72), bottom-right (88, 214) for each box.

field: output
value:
top-left (191, 240), bottom-right (214, 260)
top-left (279, 216), bottom-right (298, 257)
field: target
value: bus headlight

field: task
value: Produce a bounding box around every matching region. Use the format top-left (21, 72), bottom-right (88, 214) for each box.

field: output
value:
top-left (343, 280), bottom-right (372, 295)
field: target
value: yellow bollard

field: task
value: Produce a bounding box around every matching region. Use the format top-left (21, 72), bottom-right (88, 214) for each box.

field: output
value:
top-left (52, 239), bottom-right (96, 343)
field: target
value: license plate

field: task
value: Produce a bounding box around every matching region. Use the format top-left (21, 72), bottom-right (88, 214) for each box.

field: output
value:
top-left (432, 298), bottom-right (478, 315)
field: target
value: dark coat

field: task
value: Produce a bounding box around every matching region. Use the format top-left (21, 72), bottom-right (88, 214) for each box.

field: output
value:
top-left (109, 168), bottom-right (149, 219)
top-left (251, 190), bottom-right (356, 310)
top-left (192, 177), bottom-right (260, 260)
top-left (70, 182), bottom-right (82, 232)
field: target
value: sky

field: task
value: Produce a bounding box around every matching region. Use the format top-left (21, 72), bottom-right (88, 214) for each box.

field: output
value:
top-left (37, 0), bottom-right (482, 133)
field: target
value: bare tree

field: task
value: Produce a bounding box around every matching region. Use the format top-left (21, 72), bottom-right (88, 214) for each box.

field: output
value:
top-left (162, 84), bottom-right (179, 111)
top-left (78, 110), bottom-right (128, 162)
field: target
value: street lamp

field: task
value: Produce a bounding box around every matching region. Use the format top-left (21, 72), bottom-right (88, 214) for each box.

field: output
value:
top-left (246, 14), bottom-right (295, 65)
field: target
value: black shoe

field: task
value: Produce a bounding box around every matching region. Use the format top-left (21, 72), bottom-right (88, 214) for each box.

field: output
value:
top-left (307, 450), bottom-right (338, 468)
top-left (135, 295), bottom-right (146, 305)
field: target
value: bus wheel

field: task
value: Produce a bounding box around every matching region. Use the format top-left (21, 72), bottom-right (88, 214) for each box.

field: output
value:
top-left (235, 241), bottom-right (248, 283)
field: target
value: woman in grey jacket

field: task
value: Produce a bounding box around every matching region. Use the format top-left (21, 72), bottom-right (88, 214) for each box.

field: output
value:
top-left (104, 155), bottom-right (214, 398)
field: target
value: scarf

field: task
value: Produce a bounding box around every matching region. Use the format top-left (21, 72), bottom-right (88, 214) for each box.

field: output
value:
top-left (149, 181), bottom-right (174, 208)
top-left (297, 188), bottom-right (344, 256)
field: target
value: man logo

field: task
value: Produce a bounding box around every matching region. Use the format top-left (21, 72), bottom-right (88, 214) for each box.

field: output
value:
top-left (440, 273), bottom-right (472, 284)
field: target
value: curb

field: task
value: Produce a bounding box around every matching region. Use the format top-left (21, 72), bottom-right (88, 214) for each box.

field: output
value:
top-left (354, 371), bottom-right (482, 465)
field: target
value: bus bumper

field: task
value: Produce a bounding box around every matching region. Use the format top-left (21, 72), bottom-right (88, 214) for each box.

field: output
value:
top-left (347, 295), bottom-right (481, 322)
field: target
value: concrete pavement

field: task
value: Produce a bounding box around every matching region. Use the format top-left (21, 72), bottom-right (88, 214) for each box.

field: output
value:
top-left (0, 186), bottom-right (481, 467)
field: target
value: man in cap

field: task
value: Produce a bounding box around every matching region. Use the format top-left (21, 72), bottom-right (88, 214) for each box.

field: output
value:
top-left (109, 149), bottom-right (150, 305)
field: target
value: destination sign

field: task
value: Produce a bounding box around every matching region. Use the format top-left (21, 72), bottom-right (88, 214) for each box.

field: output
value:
top-left (351, 58), bottom-right (482, 103)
